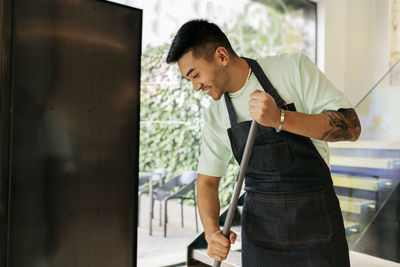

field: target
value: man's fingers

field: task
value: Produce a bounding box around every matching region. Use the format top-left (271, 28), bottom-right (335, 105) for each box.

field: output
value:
top-left (207, 242), bottom-right (229, 261)
top-left (207, 230), bottom-right (234, 261)
top-left (249, 99), bottom-right (263, 108)
top-left (214, 232), bottom-right (231, 247)
top-left (208, 251), bottom-right (226, 261)
top-left (250, 91), bottom-right (270, 103)
top-left (249, 89), bottom-right (264, 98)
top-left (229, 231), bottom-right (237, 244)
top-left (250, 90), bottom-right (276, 100)
top-left (214, 241), bottom-right (230, 254)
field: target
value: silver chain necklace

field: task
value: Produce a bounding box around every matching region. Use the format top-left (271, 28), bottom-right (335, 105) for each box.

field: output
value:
top-left (230, 67), bottom-right (252, 98)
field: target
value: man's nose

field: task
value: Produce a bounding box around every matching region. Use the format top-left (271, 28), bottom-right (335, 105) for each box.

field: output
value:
top-left (192, 81), bottom-right (203, 91)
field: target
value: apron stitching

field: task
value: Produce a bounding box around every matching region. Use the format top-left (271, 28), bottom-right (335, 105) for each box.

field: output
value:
top-left (248, 237), bottom-right (332, 246)
top-left (322, 191), bottom-right (334, 239)
top-left (248, 195), bottom-right (325, 202)
top-left (322, 191), bottom-right (337, 267)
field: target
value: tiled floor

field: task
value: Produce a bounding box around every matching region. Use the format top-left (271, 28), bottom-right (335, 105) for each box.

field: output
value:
top-left (350, 251), bottom-right (400, 267)
top-left (137, 195), bottom-right (203, 267)
top-left (137, 195), bottom-right (400, 267)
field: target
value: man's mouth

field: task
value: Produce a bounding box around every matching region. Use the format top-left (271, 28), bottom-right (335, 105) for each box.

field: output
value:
top-left (203, 86), bottom-right (211, 95)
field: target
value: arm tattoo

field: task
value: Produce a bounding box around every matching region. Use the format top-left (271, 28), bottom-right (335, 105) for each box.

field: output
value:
top-left (321, 108), bottom-right (361, 142)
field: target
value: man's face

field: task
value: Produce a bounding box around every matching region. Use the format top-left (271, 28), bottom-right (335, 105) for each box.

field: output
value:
top-left (178, 50), bottom-right (229, 100)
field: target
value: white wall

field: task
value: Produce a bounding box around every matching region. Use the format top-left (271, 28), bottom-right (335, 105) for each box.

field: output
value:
top-left (317, 0), bottom-right (390, 105)
top-left (316, 0), bottom-right (347, 93)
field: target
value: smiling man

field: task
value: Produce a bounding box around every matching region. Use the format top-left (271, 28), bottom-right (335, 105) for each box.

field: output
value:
top-left (166, 20), bottom-right (360, 267)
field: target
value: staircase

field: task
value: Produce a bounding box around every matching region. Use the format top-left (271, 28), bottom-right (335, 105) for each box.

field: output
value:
top-left (329, 141), bottom-right (400, 261)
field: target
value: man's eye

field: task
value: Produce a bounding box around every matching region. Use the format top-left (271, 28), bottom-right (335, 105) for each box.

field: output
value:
top-left (193, 74), bottom-right (199, 78)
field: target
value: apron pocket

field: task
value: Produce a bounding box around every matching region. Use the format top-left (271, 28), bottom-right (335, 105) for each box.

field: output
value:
top-left (247, 139), bottom-right (291, 172)
top-left (244, 190), bottom-right (333, 246)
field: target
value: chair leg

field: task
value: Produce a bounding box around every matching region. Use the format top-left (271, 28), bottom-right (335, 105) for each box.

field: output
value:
top-left (181, 198), bottom-right (184, 228)
top-left (137, 192), bottom-right (143, 227)
top-left (159, 200), bottom-right (162, 226)
top-left (163, 199), bottom-right (168, 237)
top-left (194, 197), bottom-right (199, 233)
top-left (149, 203), bottom-right (153, 236)
top-left (151, 197), bottom-right (154, 219)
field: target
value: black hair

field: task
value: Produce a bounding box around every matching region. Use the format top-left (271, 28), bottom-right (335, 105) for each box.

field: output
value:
top-left (166, 19), bottom-right (237, 63)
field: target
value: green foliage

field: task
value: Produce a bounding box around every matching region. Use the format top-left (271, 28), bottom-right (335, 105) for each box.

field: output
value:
top-left (140, 5), bottom-right (306, 207)
top-left (140, 43), bottom-right (204, 177)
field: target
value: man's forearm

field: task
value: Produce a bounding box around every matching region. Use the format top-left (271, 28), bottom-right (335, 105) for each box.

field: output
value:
top-left (282, 108), bottom-right (361, 142)
top-left (197, 174), bottom-right (221, 242)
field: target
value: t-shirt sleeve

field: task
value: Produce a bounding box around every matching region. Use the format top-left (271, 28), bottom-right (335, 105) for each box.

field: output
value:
top-left (298, 53), bottom-right (354, 114)
top-left (197, 115), bottom-right (232, 177)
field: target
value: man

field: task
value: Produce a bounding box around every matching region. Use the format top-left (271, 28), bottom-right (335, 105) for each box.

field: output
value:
top-left (166, 20), bottom-right (360, 267)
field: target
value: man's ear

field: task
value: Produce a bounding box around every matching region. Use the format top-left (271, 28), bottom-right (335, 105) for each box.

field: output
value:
top-left (214, 46), bottom-right (229, 67)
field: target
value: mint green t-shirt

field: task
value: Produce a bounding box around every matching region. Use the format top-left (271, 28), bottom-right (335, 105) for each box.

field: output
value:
top-left (197, 52), bottom-right (353, 177)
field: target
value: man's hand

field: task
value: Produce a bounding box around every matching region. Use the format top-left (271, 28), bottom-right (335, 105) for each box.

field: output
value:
top-left (248, 90), bottom-right (361, 142)
top-left (206, 229), bottom-right (237, 261)
top-left (249, 90), bottom-right (281, 128)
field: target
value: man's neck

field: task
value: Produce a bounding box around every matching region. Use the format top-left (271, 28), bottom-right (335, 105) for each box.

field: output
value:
top-left (226, 57), bottom-right (251, 94)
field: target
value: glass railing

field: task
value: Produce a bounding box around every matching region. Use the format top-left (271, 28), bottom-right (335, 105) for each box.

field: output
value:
top-left (328, 59), bottom-right (400, 263)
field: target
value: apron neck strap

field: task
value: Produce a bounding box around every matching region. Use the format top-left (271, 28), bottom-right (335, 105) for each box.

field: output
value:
top-left (224, 57), bottom-right (287, 126)
top-left (224, 93), bottom-right (238, 126)
top-left (242, 57), bottom-right (287, 108)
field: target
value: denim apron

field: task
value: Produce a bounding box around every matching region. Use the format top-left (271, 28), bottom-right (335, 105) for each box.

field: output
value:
top-left (224, 58), bottom-right (350, 267)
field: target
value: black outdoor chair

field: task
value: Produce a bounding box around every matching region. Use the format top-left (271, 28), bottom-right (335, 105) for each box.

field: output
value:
top-left (152, 170), bottom-right (199, 237)
top-left (138, 168), bottom-right (167, 227)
